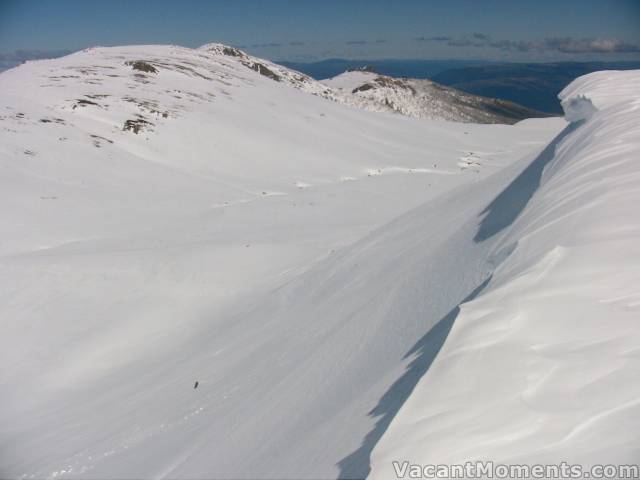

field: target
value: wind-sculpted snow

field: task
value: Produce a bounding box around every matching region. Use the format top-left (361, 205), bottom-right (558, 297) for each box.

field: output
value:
top-left (559, 95), bottom-right (597, 123)
top-left (370, 70), bottom-right (640, 478)
top-left (559, 69), bottom-right (640, 112)
top-left (0, 43), bottom-right (566, 479)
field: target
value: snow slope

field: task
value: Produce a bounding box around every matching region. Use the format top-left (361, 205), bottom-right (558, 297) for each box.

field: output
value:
top-left (0, 43), bottom-right (568, 479)
top-left (370, 70), bottom-right (640, 478)
top-left (197, 45), bottom-right (543, 124)
top-left (323, 70), bottom-right (548, 124)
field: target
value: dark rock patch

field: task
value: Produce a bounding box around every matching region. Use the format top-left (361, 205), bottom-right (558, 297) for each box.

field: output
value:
top-left (374, 76), bottom-right (416, 94)
top-left (248, 62), bottom-right (281, 81)
top-left (133, 73), bottom-right (152, 84)
top-left (122, 96), bottom-right (170, 118)
top-left (90, 134), bottom-right (114, 147)
top-left (123, 118), bottom-right (153, 134)
top-left (352, 84), bottom-right (374, 94)
top-left (72, 99), bottom-right (100, 109)
top-left (125, 60), bottom-right (158, 74)
top-left (39, 118), bottom-right (65, 124)
top-left (222, 46), bottom-right (243, 57)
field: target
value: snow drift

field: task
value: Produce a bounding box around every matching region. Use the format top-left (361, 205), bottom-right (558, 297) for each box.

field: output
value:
top-left (369, 70), bottom-right (640, 478)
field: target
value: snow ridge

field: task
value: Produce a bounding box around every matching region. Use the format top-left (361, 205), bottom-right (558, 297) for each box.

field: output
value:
top-left (370, 70), bottom-right (640, 477)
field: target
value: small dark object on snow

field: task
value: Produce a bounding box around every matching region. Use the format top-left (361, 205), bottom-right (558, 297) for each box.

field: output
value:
top-left (194, 381), bottom-right (199, 389)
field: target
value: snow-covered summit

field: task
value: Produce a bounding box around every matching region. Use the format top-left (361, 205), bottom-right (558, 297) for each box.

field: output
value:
top-left (323, 70), bottom-right (548, 124)
top-left (198, 43), bottom-right (337, 98)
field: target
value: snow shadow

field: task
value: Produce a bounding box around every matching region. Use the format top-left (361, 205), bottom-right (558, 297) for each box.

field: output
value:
top-left (337, 277), bottom-right (492, 480)
top-left (474, 121), bottom-right (582, 242)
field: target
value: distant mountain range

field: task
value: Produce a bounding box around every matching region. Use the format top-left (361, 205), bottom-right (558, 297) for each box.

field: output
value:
top-left (282, 60), bottom-right (640, 114)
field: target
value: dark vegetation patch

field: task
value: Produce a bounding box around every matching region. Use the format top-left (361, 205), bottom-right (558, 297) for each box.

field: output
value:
top-left (374, 76), bottom-right (416, 94)
top-left (72, 99), bottom-right (100, 109)
top-left (39, 118), bottom-right (65, 124)
top-left (90, 134), bottom-right (114, 147)
top-left (248, 62), bottom-right (280, 81)
top-left (383, 98), bottom-right (397, 111)
top-left (352, 83), bottom-right (374, 93)
top-left (122, 96), bottom-right (170, 118)
top-left (74, 68), bottom-right (99, 76)
top-left (123, 117), bottom-right (154, 134)
top-left (223, 47), bottom-right (243, 57)
top-left (182, 91), bottom-right (212, 102)
top-left (133, 73), bottom-right (152, 84)
top-left (125, 60), bottom-right (158, 74)
top-left (85, 94), bottom-right (110, 99)
top-left (351, 76), bottom-right (417, 95)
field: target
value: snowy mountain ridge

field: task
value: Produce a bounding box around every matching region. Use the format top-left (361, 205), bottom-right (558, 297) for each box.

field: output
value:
top-left (198, 43), bottom-right (543, 123)
top-left (3, 43), bottom-right (544, 125)
top-left (198, 43), bottom-right (339, 99)
top-left (323, 70), bottom-right (547, 124)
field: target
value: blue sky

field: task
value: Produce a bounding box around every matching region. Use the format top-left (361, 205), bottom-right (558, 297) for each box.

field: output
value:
top-left (1, 0), bottom-right (639, 64)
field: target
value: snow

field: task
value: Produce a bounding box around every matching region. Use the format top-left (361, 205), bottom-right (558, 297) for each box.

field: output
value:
top-left (322, 70), bottom-right (379, 91)
top-left (2, 42), bottom-right (632, 480)
top-left (369, 70), bottom-right (640, 478)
